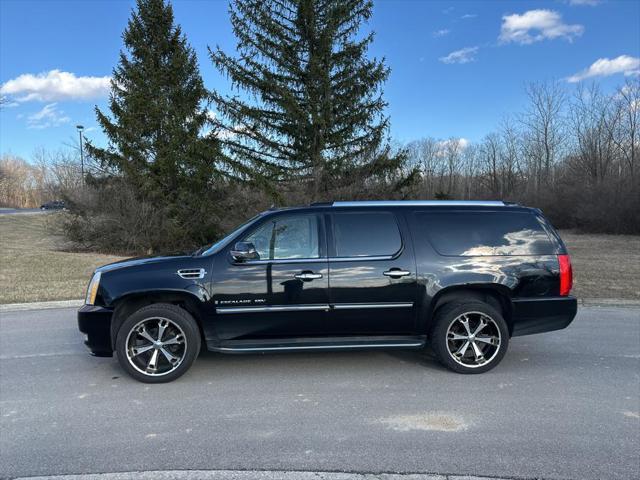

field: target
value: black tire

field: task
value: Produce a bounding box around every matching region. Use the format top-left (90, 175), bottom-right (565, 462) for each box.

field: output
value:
top-left (115, 303), bottom-right (201, 383)
top-left (429, 301), bottom-right (509, 374)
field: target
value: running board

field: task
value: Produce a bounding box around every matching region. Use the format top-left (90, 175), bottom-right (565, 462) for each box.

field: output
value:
top-left (208, 336), bottom-right (426, 353)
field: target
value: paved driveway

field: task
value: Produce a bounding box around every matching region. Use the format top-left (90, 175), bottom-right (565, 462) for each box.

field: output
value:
top-left (1, 306), bottom-right (638, 479)
top-left (0, 208), bottom-right (44, 215)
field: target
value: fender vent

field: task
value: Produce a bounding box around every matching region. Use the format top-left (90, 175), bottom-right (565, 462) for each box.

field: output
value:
top-left (177, 268), bottom-right (206, 279)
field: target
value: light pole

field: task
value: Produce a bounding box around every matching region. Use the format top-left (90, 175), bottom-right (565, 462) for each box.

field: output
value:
top-left (76, 125), bottom-right (85, 183)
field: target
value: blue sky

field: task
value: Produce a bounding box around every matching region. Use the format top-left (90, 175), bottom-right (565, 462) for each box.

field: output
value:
top-left (1, 0), bottom-right (639, 161)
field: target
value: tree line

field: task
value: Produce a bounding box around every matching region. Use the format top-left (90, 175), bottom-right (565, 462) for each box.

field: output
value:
top-left (405, 80), bottom-right (639, 234)
top-left (1, 0), bottom-right (638, 254)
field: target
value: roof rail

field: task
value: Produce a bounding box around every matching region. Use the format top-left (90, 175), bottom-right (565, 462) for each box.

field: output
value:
top-left (331, 200), bottom-right (507, 207)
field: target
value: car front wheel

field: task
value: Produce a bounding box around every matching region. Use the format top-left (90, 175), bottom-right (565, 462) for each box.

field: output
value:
top-left (430, 301), bottom-right (509, 374)
top-left (115, 303), bottom-right (201, 383)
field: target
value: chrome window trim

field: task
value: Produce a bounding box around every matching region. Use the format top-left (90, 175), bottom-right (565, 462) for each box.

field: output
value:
top-left (239, 257), bottom-right (328, 265)
top-left (327, 255), bottom-right (394, 262)
top-left (240, 254), bottom-right (400, 264)
top-left (215, 302), bottom-right (413, 314)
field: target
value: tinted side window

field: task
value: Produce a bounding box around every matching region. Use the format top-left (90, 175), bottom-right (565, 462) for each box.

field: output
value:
top-left (415, 211), bottom-right (554, 256)
top-left (244, 215), bottom-right (319, 260)
top-left (332, 212), bottom-right (402, 257)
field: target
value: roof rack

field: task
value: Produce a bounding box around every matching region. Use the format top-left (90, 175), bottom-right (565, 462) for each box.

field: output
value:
top-left (330, 200), bottom-right (507, 207)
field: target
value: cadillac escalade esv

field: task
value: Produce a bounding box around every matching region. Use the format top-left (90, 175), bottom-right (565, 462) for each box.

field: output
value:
top-left (78, 200), bottom-right (577, 382)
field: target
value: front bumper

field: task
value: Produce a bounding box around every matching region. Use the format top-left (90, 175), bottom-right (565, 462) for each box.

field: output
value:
top-left (511, 296), bottom-right (578, 337)
top-left (78, 305), bottom-right (114, 357)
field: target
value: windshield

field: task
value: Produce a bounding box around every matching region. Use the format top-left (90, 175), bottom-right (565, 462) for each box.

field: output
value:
top-left (198, 213), bottom-right (264, 256)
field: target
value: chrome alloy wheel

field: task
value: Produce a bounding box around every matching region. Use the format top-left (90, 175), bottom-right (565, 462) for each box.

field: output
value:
top-left (125, 317), bottom-right (187, 376)
top-left (446, 311), bottom-right (501, 368)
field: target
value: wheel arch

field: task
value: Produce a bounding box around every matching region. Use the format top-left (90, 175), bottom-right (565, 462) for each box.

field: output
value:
top-left (109, 291), bottom-right (205, 350)
top-left (426, 284), bottom-right (514, 335)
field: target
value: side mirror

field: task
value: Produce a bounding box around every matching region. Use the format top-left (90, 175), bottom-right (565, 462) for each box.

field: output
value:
top-left (230, 242), bottom-right (259, 262)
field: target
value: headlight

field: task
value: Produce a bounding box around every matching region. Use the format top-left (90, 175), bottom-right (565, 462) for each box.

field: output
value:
top-left (85, 271), bottom-right (101, 305)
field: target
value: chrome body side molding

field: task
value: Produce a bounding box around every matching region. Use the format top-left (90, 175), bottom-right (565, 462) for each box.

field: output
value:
top-left (332, 302), bottom-right (413, 310)
top-left (216, 304), bottom-right (330, 314)
top-left (215, 302), bottom-right (414, 314)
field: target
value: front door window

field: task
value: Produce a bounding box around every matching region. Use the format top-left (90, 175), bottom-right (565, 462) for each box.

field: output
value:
top-left (244, 214), bottom-right (319, 260)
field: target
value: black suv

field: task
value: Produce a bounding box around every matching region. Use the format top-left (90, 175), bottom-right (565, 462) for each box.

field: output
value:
top-left (78, 200), bottom-right (577, 382)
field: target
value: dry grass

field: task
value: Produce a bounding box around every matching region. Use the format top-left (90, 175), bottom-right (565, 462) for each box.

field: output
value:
top-left (0, 214), bottom-right (125, 304)
top-left (561, 231), bottom-right (640, 300)
top-left (0, 215), bottom-right (638, 304)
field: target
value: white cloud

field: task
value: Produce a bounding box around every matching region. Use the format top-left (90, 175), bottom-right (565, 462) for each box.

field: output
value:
top-left (567, 55), bottom-right (640, 83)
top-left (499, 10), bottom-right (584, 44)
top-left (26, 103), bottom-right (70, 129)
top-left (0, 96), bottom-right (19, 108)
top-left (568, 0), bottom-right (600, 6)
top-left (432, 29), bottom-right (450, 38)
top-left (461, 14), bottom-right (477, 19)
top-left (436, 138), bottom-right (470, 156)
top-left (439, 47), bottom-right (479, 64)
top-left (446, 138), bottom-right (469, 150)
top-left (0, 70), bottom-right (110, 103)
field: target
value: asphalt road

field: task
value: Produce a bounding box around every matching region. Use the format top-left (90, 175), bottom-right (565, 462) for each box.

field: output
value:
top-left (1, 306), bottom-right (639, 480)
top-left (0, 208), bottom-right (44, 215)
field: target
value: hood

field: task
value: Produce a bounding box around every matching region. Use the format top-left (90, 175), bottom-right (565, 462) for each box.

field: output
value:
top-left (96, 254), bottom-right (190, 273)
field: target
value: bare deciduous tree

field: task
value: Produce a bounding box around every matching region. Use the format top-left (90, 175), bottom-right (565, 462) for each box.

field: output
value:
top-left (612, 80), bottom-right (640, 180)
top-left (404, 80), bottom-right (639, 233)
top-left (520, 81), bottom-right (566, 196)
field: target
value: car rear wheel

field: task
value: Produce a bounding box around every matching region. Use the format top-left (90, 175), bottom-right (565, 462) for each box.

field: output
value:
top-left (115, 303), bottom-right (200, 383)
top-left (430, 301), bottom-right (509, 374)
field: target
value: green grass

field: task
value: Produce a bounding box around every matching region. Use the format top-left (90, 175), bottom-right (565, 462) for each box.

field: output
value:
top-left (0, 214), bottom-right (638, 303)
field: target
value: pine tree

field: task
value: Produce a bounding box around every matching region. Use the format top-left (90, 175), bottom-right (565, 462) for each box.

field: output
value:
top-left (90, 0), bottom-right (218, 195)
top-left (210, 0), bottom-right (415, 200)
top-left (85, 0), bottom-right (227, 249)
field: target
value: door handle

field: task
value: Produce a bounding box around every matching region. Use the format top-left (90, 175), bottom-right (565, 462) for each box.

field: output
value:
top-left (383, 269), bottom-right (411, 278)
top-left (294, 272), bottom-right (323, 281)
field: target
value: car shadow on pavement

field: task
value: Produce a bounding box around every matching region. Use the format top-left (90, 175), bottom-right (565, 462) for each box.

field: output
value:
top-left (194, 346), bottom-right (450, 373)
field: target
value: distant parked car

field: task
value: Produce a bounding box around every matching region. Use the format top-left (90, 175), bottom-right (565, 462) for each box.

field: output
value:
top-left (78, 200), bottom-right (576, 383)
top-left (40, 200), bottom-right (66, 210)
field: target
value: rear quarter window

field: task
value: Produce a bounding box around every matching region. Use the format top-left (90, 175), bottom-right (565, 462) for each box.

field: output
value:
top-left (414, 211), bottom-right (555, 256)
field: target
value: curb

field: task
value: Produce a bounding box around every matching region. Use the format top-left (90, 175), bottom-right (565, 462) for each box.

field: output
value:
top-left (1, 298), bottom-right (639, 314)
top-left (0, 299), bottom-right (83, 313)
top-left (578, 298), bottom-right (640, 307)
top-left (9, 470), bottom-right (549, 480)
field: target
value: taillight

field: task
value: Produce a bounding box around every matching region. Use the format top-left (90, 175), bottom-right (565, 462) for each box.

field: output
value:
top-left (558, 254), bottom-right (573, 296)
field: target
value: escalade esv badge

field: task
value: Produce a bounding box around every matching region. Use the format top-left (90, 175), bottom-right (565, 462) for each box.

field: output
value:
top-left (78, 200), bottom-right (577, 383)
